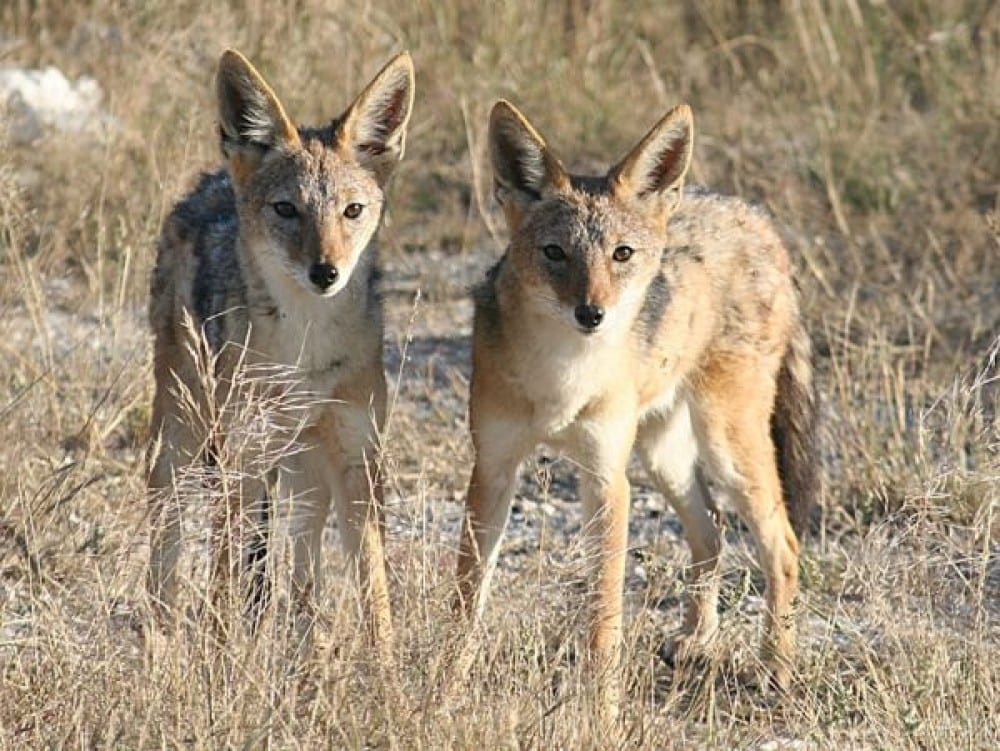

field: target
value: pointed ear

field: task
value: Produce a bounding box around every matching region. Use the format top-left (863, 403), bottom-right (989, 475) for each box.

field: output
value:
top-left (337, 52), bottom-right (415, 184)
top-left (216, 49), bottom-right (299, 176)
top-left (489, 100), bottom-right (569, 214)
top-left (611, 104), bottom-right (693, 204)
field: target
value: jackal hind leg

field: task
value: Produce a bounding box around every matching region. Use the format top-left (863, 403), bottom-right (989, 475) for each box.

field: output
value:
top-left (693, 365), bottom-right (800, 690)
top-left (636, 401), bottom-right (722, 664)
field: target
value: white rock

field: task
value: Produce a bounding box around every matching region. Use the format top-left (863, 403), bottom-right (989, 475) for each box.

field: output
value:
top-left (0, 66), bottom-right (113, 144)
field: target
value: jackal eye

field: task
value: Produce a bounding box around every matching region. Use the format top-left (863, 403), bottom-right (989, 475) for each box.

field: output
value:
top-left (612, 245), bottom-right (634, 263)
top-left (542, 244), bottom-right (566, 262)
top-left (272, 201), bottom-right (298, 219)
top-left (343, 203), bottom-right (364, 219)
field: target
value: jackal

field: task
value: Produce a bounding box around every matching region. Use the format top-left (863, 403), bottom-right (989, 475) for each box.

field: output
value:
top-left (455, 101), bottom-right (818, 715)
top-left (147, 49), bottom-right (414, 658)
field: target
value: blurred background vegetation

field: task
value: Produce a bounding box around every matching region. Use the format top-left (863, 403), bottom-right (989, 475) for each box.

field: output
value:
top-left (0, 1), bottom-right (997, 746)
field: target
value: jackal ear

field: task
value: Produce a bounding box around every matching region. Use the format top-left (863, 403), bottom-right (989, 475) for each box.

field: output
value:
top-left (337, 52), bottom-right (415, 184)
top-left (489, 101), bottom-right (569, 212)
top-left (611, 104), bottom-right (693, 204)
top-left (216, 50), bottom-right (300, 171)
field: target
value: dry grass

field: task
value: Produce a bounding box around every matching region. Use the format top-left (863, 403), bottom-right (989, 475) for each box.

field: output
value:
top-left (1, 0), bottom-right (998, 747)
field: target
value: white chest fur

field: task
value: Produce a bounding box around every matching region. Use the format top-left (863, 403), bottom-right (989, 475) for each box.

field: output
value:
top-left (244, 257), bottom-right (378, 403)
top-left (503, 316), bottom-right (621, 437)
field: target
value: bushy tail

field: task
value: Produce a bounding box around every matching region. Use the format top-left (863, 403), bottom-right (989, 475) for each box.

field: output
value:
top-left (771, 317), bottom-right (820, 539)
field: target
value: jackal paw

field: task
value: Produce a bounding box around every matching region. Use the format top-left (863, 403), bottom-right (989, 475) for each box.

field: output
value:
top-left (736, 655), bottom-right (795, 697)
top-left (658, 631), bottom-right (716, 669)
top-left (764, 655), bottom-right (794, 693)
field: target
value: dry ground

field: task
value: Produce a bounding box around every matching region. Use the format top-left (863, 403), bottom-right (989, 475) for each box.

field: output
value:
top-left (1, 1), bottom-right (998, 748)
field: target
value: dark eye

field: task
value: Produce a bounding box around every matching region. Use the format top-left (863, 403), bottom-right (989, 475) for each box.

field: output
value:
top-left (272, 201), bottom-right (297, 219)
top-left (542, 244), bottom-right (566, 262)
top-left (612, 245), bottom-right (634, 262)
top-left (344, 203), bottom-right (364, 219)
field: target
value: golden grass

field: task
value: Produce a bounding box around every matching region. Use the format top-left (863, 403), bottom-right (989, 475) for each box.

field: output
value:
top-left (1, 1), bottom-right (997, 747)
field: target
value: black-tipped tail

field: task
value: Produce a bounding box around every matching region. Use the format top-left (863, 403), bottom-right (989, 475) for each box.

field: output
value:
top-left (771, 318), bottom-right (820, 539)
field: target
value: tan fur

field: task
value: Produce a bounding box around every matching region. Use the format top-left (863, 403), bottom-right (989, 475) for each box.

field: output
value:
top-left (147, 50), bottom-right (414, 663)
top-left (457, 100), bottom-right (818, 723)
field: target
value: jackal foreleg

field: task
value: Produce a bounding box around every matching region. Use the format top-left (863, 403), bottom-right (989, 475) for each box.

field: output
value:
top-left (455, 414), bottom-right (532, 620)
top-left (571, 404), bottom-right (638, 727)
top-left (321, 399), bottom-right (393, 666)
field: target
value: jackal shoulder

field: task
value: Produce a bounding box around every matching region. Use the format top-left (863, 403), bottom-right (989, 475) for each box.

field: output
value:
top-left (664, 188), bottom-right (796, 354)
top-left (665, 187), bottom-right (789, 271)
top-left (149, 169), bottom-right (247, 354)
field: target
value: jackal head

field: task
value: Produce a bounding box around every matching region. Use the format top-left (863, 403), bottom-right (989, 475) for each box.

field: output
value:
top-left (489, 100), bottom-right (692, 335)
top-left (216, 49), bottom-right (414, 297)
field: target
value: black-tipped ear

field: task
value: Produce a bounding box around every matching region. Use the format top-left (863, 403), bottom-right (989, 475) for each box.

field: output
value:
top-left (488, 100), bottom-right (569, 208)
top-left (216, 49), bottom-right (299, 169)
top-left (611, 104), bottom-right (693, 201)
top-left (337, 52), bottom-right (415, 184)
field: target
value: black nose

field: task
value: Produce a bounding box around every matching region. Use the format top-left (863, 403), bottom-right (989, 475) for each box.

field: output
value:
top-left (574, 304), bottom-right (605, 331)
top-left (309, 262), bottom-right (339, 291)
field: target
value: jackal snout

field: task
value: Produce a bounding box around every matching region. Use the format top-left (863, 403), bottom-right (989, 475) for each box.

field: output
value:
top-left (574, 302), bottom-right (604, 331)
top-left (514, 218), bottom-right (664, 336)
top-left (308, 261), bottom-right (339, 291)
top-left (288, 200), bottom-right (385, 296)
top-left (567, 257), bottom-right (632, 333)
